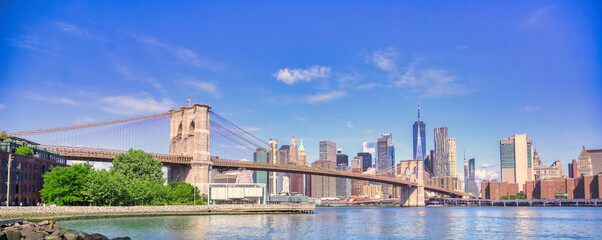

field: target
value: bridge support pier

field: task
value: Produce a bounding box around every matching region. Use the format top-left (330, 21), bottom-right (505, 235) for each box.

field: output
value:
top-left (169, 104), bottom-right (213, 195)
top-left (399, 185), bottom-right (425, 207)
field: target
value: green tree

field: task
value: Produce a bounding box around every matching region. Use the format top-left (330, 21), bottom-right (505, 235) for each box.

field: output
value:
top-left (40, 163), bottom-right (93, 205)
top-left (15, 146), bottom-right (33, 155)
top-left (111, 149), bottom-right (164, 184)
top-left (0, 131), bottom-right (8, 141)
top-left (127, 179), bottom-right (164, 205)
top-left (165, 182), bottom-right (200, 204)
top-left (83, 170), bottom-right (127, 206)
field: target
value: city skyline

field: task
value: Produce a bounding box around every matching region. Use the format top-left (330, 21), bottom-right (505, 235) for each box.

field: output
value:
top-left (1, 1), bottom-right (601, 183)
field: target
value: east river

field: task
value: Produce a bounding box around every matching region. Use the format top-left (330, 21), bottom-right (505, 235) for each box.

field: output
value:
top-left (59, 206), bottom-right (602, 239)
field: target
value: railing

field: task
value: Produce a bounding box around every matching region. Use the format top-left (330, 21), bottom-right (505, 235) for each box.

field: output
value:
top-left (43, 145), bottom-right (192, 164)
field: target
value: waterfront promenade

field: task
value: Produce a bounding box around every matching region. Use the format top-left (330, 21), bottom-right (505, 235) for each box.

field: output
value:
top-left (0, 204), bottom-right (315, 221)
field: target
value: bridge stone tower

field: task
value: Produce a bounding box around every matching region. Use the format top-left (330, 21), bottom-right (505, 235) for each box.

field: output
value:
top-left (168, 104), bottom-right (212, 195)
top-left (398, 159), bottom-right (425, 207)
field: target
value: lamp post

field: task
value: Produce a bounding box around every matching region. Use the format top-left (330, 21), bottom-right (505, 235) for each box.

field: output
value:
top-left (193, 175), bottom-right (197, 205)
top-left (6, 154), bottom-right (13, 206)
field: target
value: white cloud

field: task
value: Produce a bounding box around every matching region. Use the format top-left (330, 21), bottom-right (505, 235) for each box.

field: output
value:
top-left (355, 83), bottom-right (381, 90)
top-left (8, 35), bottom-right (51, 53)
top-left (346, 121), bottom-right (356, 130)
top-left (26, 92), bottom-right (78, 105)
top-left (456, 45), bottom-right (468, 51)
top-left (0, 104), bottom-right (4, 110)
top-left (519, 106), bottom-right (540, 113)
top-left (274, 65), bottom-right (331, 85)
top-left (54, 22), bottom-right (105, 41)
top-left (394, 67), bottom-right (474, 98)
top-left (114, 65), bottom-right (163, 91)
top-left (523, 6), bottom-right (554, 28)
top-left (479, 163), bottom-right (498, 168)
top-left (293, 115), bottom-right (307, 121)
top-left (368, 47), bottom-right (398, 71)
top-left (70, 160), bottom-right (111, 170)
top-left (75, 117), bottom-right (93, 124)
top-left (129, 33), bottom-right (220, 70)
top-left (475, 169), bottom-right (500, 182)
top-left (100, 95), bottom-right (175, 115)
top-left (185, 80), bottom-right (220, 97)
top-left (302, 90), bottom-right (347, 104)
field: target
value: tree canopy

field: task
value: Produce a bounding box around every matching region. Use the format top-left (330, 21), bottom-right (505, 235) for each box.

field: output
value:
top-left (111, 149), bottom-right (164, 184)
top-left (15, 146), bottom-right (33, 155)
top-left (40, 163), bottom-right (93, 205)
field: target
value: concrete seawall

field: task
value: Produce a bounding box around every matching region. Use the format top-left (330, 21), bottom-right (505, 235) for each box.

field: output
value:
top-left (0, 205), bottom-right (315, 221)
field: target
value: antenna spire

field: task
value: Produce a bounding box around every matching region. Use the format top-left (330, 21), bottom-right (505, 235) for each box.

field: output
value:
top-left (417, 101), bottom-right (421, 121)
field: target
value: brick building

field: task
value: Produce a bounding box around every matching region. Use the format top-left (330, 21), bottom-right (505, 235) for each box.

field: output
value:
top-left (480, 180), bottom-right (519, 200)
top-left (1, 139), bottom-right (67, 206)
top-left (523, 175), bottom-right (602, 200)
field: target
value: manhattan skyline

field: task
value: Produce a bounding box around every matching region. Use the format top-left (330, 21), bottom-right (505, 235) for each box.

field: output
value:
top-left (0, 1), bottom-right (601, 182)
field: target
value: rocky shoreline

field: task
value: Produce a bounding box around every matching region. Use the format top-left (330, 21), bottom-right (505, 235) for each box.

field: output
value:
top-left (1, 219), bottom-right (129, 240)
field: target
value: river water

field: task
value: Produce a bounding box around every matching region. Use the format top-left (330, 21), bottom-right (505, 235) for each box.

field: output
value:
top-left (59, 206), bottom-right (602, 239)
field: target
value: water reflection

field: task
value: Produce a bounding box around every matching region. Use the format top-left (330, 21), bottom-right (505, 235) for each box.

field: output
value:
top-left (59, 207), bottom-right (602, 239)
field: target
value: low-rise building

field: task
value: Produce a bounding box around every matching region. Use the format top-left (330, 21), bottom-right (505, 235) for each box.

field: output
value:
top-left (480, 180), bottom-right (519, 200)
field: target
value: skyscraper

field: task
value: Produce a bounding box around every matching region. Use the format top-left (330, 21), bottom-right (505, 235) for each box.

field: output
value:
top-left (253, 147), bottom-right (268, 188)
top-left (434, 127), bottom-right (449, 177)
top-left (362, 142), bottom-right (376, 168)
top-left (568, 159), bottom-right (578, 178)
top-left (298, 140), bottom-right (307, 166)
top-left (311, 160), bottom-right (336, 198)
top-left (268, 139), bottom-right (278, 195)
top-left (289, 135), bottom-right (298, 165)
top-left (377, 137), bottom-right (388, 172)
top-left (320, 140), bottom-right (336, 162)
top-left (448, 138), bottom-right (457, 177)
top-left (290, 136), bottom-right (304, 195)
top-left (383, 133), bottom-right (395, 172)
top-left (463, 151), bottom-right (468, 188)
top-left (466, 158), bottom-right (479, 195)
top-left (413, 102), bottom-right (426, 160)
top-left (336, 150), bottom-right (349, 166)
top-left (292, 139), bottom-right (308, 195)
top-left (577, 146), bottom-right (593, 176)
top-left (500, 134), bottom-right (534, 191)
top-left (357, 152), bottom-right (372, 172)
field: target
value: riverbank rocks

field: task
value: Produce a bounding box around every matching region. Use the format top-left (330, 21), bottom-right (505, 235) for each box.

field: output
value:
top-left (0, 220), bottom-right (127, 240)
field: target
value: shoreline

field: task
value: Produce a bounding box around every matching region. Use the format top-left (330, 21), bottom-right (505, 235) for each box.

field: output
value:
top-left (0, 205), bottom-right (315, 221)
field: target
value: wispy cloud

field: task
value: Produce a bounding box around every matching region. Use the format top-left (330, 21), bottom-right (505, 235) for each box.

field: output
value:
top-left (100, 95), bottom-right (175, 115)
top-left (8, 35), bottom-right (52, 53)
top-left (479, 163), bottom-right (498, 168)
top-left (129, 33), bottom-right (221, 70)
top-left (274, 65), bottom-right (331, 85)
top-left (394, 67), bottom-right (475, 98)
top-left (0, 104), bottom-right (5, 111)
top-left (519, 106), bottom-right (540, 113)
top-left (114, 65), bottom-right (164, 92)
top-left (185, 80), bottom-right (221, 97)
top-left (293, 115), bottom-right (307, 121)
top-left (523, 6), bottom-right (554, 28)
top-left (475, 169), bottom-right (500, 182)
top-left (75, 117), bottom-right (93, 124)
top-left (355, 83), bottom-right (381, 90)
top-left (346, 121), bottom-right (356, 130)
top-left (26, 92), bottom-right (78, 105)
top-left (368, 47), bottom-right (398, 71)
top-left (456, 45), bottom-right (468, 51)
top-left (302, 90), bottom-right (347, 104)
top-left (54, 22), bottom-right (105, 41)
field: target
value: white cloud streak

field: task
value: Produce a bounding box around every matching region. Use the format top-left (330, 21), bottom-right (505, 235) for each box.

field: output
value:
top-left (26, 92), bottom-right (78, 105)
top-left (274, 65), bottom-right (331, 85)
top-left (54, 22), bottom-right (105, 41)
top-left (185, 80), bottom-right (221, 97)
top-left (479, 163), bottom-right (498, 168)
top-left (129, 33), bottom-right (220, 70)
top-left (346, 121), bottom-right (356, 130)
top-left (75, 117), bottom-right (93, 124)
top-left (475, 169), bottom-right (500, 182)
top-left (368, 47), bottom-right (398, 71)
top-left (394, 67), bottom-right (474, 98)
top-left (302, 90), bottom-right (347, 104)
top-left (100, 95), bottom-right (175, 115)
top-left (523, 6), bottom-right (554, 28)
top-left (519, 106), bottom-right (540, 113)
top-left (115, 65), bottom-right (164, 92)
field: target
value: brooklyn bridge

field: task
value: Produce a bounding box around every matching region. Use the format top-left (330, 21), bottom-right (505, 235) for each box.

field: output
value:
top-left (7, 103), bottom-right (465, 206)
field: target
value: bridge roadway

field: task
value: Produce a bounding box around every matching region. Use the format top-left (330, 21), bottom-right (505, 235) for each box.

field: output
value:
top-left (45, 145), bottom-right (464, 197)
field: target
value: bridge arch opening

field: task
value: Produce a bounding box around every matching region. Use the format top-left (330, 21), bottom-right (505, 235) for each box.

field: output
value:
top-left (189, 121), bottom-right (195, 134)
top-left (177, 123), bottom-right (183, 136)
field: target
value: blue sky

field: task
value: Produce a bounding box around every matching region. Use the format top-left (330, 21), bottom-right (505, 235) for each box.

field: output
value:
top-left (1, 1), bottom-right (601, 181)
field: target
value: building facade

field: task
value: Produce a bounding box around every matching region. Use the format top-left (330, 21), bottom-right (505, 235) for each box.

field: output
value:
top-left (268, 139), bottom-right (278, 195)
top-left (500, 134), bottom-right (534, 191)
top-left (335, 165), bottom-right (351, 197)
top-left (319, 140), bottom-right (336, 163)
top-left (433, 127), bottom-right (449, 177)
top-left (448, 138), bottom-right (457, 178)
top-left (568, 159), bottom-right (578, 178)
top-left (413, 102), bottom-right (426, 160)
top-left (586, 148), bottom-right (602, 175)
top-left (362, 142), bottom-right (376, 168)
top-left (357, 152), bottom-right (372, 172)
top-left (311, 160), bottom-right (336, 198)
top-left (336, 151), bottom-right (349, 166)
top-left (577, 146), bottom-right (594, 177)
top-left (253, 148), bottom-right (268, 188)
top-left (465, 158), bottom-right (479, 195)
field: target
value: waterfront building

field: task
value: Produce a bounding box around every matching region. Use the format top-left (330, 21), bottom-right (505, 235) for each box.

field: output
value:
top-left (577, 146), bottom-right (594, 176)
top-left (268, 139), bottom-right (278, 195)
top-left (357, 152), bottom-right (372, 172)
top-left (319, 140), bottom-right (336, 163)
top-left (586, 148), bottom-right (602, 175)
top-left (480, 180), bottom-right (519, 200)
top-left (500, 134), bottom-right (534, 191)
top-left (362, 142), bottom-right (376, 168)
top-left (336, 150), bottom-right (349, 166)
top-left (253, 148), bottom-right (268, 187)
top-left (0, 139), bottom-right (67, 206)
top-left (534, 160), bottom-right (565, 180)
top-left (413, 102), bottom-right (426, 160)
top-left (428, 176), bottom-right (463, 192)
top-left (465, 158), bottom-right (479, 195)
top-left (351, 168), bottom-right (367, 196)
top-left (335, 165), bottom-right (351, 197)
top-left (433, 127), bottom-right (449, 177)
top-left (311, 160), bottom-right (336, 198)
top-left (523, 174), bottom-right (602, 200)
top-left (448, 138), bottom-right (457, 177)
top-left (208, 183), bottom-right (266, 205)
top-left (235, 159), bottom-right (254, 183)
top-left (363, 184), bottom-right (383, 199)
top-left (568, 159), bottom-right (578, 178)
